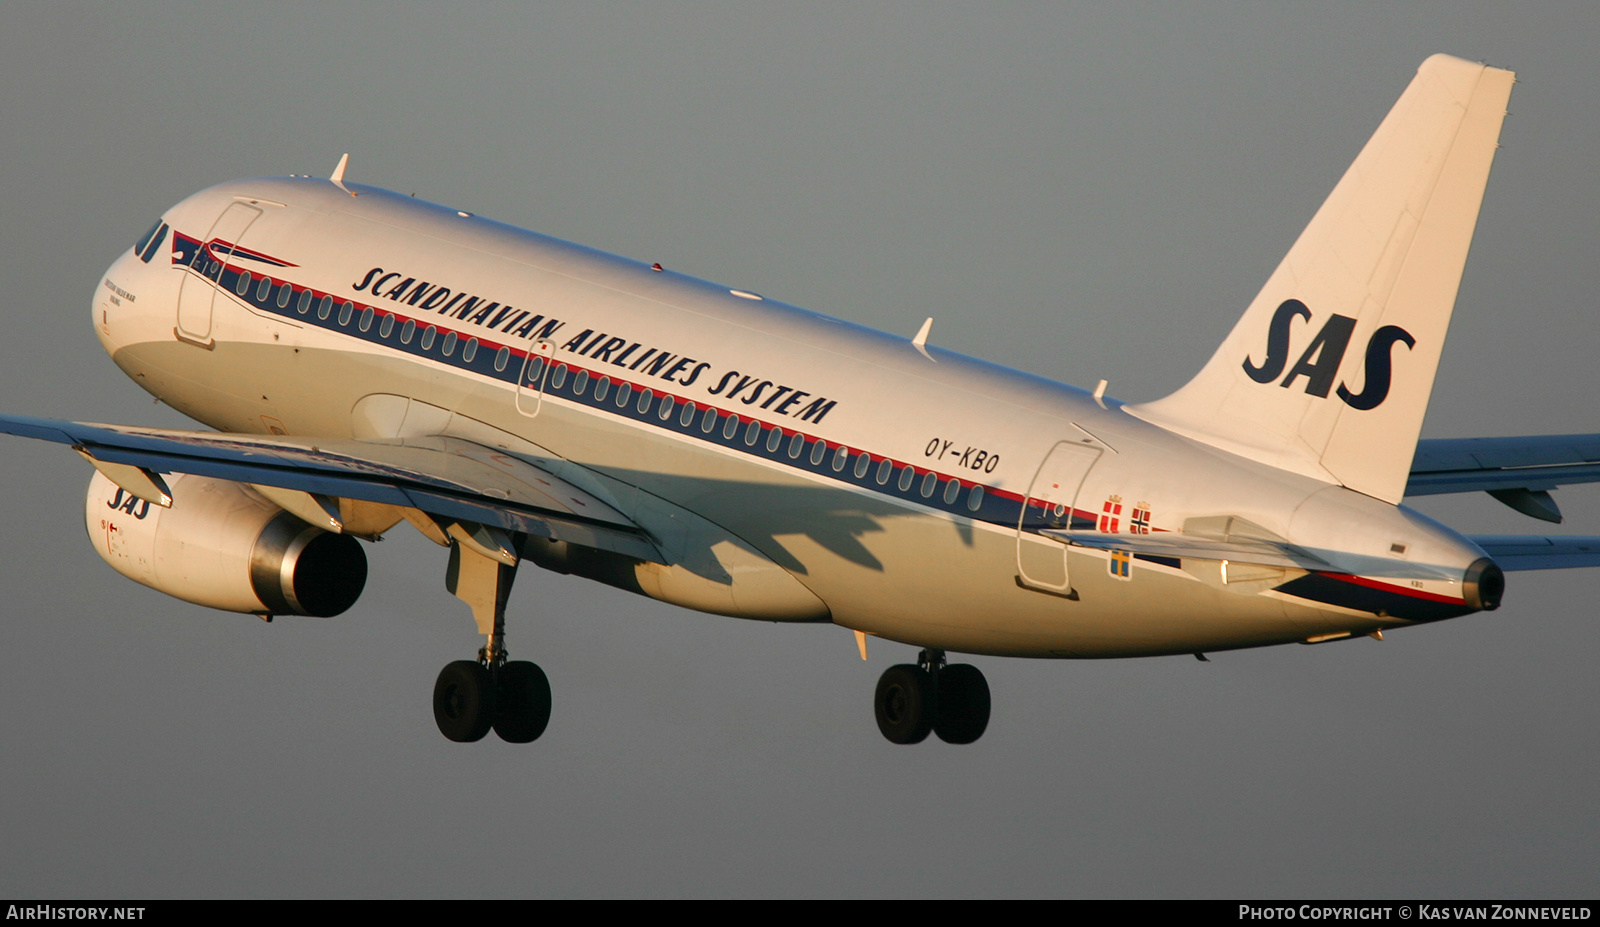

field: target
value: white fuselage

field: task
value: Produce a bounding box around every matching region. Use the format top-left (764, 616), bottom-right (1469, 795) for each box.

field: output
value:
top-left (92, 177), bottom-right (1492, 658)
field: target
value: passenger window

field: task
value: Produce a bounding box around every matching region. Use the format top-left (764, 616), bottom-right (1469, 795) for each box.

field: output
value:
top-left (966, 485), bottom-right (985, 511)
top-left (854, 453), bottom-right (871, 479)
top-left (441, 331), bottom-right (457, 356)
top-left (277, 284), bottom-right (293, 309)
top-left (811, 441), bottom-right (829, 466)
top-left (359, 307), bottom-right (374, 332)
top-left (722, 414), bottom-right (739, 439)
top-left (875, 459), bottom-right (893, 484)
top-left (338, 301), bottom-right (354, 326)
top-left (614, 382), bottom-right (631, 407)
top-left (744, 421), bottom-right (761, 445)
top-left (400, 318), bottom-right (416, 342)
top-left (462, 337), bottom-right (478, 362)
top-left (317, 296), bottom-right (333, 320)
top-left (296, 291), bottom-right (311, 315)
top-left (681, 402), bottom-right (699, 427)
top-left (236, 271), bottom-right (252, 296)
top-left (942, 478), bottom-right (961, 505)
top-left (494, 346), bottom-right (510, 372)
top-left (379, 313), bottom-right (395, 338)
top-left (572, 369), bottom-right (589, 395)
top-left (550, 364), bottom-right (567, 389)
top-left (420, 325), bottom-right (436, 350)
top-left (256, 277), bottom-right (272, 301)
top-left (637, 388), bottom-right (655, 414)
top-left (920, 472), bottom-right (937, 497)
top-left (766, 427), bottom-right (783, 452)
top-left (593, 376), bottom-right (610, 401)
top-left (831, 445), bottom-right (847, 471)
top-left (788, 434), bottom-right (805, 459)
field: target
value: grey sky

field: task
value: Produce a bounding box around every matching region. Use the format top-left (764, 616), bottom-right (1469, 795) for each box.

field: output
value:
top-left (1, 2), bottom-right (1596, 897)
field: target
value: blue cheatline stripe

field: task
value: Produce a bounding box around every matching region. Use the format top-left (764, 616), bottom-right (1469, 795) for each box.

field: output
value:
top-left (171, 233), bottom-right (1039, 533)
top-left (169, 231), bottom-right (1462, 614)
top-left (1273, 573), bottom-right (1471, 622)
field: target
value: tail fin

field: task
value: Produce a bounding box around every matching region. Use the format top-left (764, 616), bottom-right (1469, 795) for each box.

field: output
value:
top-left (1127, 55), bottom-right (1515, 504)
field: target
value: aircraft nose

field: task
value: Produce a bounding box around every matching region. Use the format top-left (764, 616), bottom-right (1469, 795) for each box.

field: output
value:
top-left (1463, 557), bottom-right (1505, 611)
top-left (96, 218), bottom-right (172, 353)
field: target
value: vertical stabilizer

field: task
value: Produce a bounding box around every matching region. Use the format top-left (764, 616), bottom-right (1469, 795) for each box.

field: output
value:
top-left (1127, 55), bottom-right (1514, 503)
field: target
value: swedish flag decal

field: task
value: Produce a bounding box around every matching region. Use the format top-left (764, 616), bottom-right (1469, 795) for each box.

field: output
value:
top-left (1109, 549), bottom-right (1132, 580)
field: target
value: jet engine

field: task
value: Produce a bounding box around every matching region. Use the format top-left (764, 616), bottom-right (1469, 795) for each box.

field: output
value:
top-left (84, 471), bottom-right (367, 616)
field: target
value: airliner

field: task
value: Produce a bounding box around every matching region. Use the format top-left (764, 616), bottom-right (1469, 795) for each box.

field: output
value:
top-left (7, 54), bottom-right (1599, 745)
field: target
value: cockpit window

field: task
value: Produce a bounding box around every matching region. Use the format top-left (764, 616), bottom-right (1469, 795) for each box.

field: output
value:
top-left (133, 221), bottom-right (161, 254)
top-left (133, 220), bottom-right (169, 264)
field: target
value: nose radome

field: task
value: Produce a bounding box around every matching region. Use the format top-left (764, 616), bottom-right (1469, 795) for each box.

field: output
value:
top-left (1463, 557), bottom-right (1505, 612)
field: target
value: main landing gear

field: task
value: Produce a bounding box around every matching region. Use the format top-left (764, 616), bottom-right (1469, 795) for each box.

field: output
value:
top-left (430, 530), bottom-right (552, 744)
top-left (874, 648), bottom-right (991, 745)
top-left (433, 658), bottom-right (551, 743)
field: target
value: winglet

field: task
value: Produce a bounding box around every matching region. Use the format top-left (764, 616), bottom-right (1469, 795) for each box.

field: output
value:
top-left (330, 153), bottom-right (355, 196)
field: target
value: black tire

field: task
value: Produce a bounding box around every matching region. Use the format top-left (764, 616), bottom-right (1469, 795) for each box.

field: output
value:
top-left (933, 663), bottom-right (991, 745)
top-left (433, 660), bottom-right (495, 743)
top-left (493, 661), bottom-right (552, 743)
top-left (874, 664), bottom-right (935, 744)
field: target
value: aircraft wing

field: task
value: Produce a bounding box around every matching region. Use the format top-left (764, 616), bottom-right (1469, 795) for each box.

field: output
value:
top-left (0, 414), bottom-right (663, 563)
top-left (1407, 434), bottom-right (1600, 522)
top-left (1466, 536), bottom-right (1600, 571)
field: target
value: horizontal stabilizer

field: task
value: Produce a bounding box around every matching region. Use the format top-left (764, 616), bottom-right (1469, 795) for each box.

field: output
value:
top-left (0, 414), bottom-right (663, 564)
top-left (1470, 535), bottom-right (1600, 571)
top-left (1408, 434), bottom-right (1600, 495)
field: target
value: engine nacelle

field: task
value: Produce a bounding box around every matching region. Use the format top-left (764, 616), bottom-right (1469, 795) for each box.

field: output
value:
top-left (85, 471), bottom-right (367, 616)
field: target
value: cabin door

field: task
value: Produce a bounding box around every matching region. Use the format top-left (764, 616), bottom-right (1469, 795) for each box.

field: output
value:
top-left (176, 201), bottom-right (261, 346)
top-left (1015, 440), bottom-right (1102, 594)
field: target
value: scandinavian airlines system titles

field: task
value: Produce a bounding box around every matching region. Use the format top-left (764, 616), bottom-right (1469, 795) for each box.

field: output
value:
top-left (350, 264), bottom-right (838, 423)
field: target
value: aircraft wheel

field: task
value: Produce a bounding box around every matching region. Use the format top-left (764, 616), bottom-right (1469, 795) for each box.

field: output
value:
top-left (434, 660), bottom-right (496, 742)
top-left (493, 660), bottom-right (552, 743)
top-left (933, 663), bottom-right (991, 744)
top-left (875, 664), bottom-right (935, 744)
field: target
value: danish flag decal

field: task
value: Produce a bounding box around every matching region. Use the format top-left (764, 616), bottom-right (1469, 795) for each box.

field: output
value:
top-left (1099, 496), bottom-right (1123, 533)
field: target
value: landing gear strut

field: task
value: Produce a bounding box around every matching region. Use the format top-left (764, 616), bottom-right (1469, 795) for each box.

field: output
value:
top-left (873, 648), bottom-right (991, 745)
top-left (431, 532), bottom-right (552, 743)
